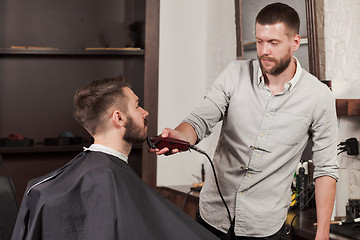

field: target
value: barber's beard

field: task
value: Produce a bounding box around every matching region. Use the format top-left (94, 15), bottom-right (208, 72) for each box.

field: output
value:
top-left (258, 50), bottom-right (292, 76)
top-left (123, 115), bottom-right (148, 144)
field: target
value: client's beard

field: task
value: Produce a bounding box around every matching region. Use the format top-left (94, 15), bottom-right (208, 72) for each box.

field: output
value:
top-left (123, 116), bottom-right (148, 144)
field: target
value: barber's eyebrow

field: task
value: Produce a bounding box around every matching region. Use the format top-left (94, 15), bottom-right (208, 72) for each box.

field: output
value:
top-left (268, 39), bottom-right (280, 43)
top-left (256, 37), bottom-right (280, 42)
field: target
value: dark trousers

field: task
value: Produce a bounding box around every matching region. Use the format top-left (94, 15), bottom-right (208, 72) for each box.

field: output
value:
top-left (197, 216), bottom-right (288, 240)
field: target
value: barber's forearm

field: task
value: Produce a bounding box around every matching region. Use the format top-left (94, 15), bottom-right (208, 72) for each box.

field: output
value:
top-left (314, 176), bottom-right (336, 240)
top-left (174, 122), bottom-right (198, 145)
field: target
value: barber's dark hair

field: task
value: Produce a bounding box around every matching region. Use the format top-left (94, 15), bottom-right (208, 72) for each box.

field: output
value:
top-left (256, 2), bottom-right (300, 36)
top-left (73, 75), bottom-right (131, 135)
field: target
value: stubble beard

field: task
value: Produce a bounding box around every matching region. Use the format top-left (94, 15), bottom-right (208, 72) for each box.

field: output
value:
top-left (123, 115), bottom-right (148, 144)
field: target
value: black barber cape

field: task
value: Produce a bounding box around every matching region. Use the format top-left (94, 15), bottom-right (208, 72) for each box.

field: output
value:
top-left (12, 151), bottom-right (218, 240)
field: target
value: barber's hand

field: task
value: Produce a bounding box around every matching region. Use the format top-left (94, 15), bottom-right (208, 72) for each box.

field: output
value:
top-left (150, 128), bottom-right (186, 156)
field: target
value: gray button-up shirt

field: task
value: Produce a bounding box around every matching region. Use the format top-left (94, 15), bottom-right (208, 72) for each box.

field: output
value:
top-left (184, 59), bottom-right (338, 237)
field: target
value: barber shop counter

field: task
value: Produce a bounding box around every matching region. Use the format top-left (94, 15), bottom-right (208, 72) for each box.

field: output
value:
top-left (157, 185), bottom-right (357, 240)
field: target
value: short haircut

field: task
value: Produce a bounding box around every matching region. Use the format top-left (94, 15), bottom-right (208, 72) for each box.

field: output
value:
top-left (73, 75), bottom-right (131, 135)
top-left (256, 2), bottom-right (300, 36)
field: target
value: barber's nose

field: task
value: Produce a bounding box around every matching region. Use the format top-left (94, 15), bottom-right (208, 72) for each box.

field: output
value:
top-left (260, 44), bottom-right (270, 56)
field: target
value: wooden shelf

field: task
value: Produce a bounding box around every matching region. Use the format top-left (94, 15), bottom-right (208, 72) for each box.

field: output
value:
top-left (336, 99), bottom-right (360, 116)
top-left (0, 48), bottom-right (144, 56)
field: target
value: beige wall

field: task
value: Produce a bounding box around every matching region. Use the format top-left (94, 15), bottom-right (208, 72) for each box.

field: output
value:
top-left (320, 0), bottom-right (360, 217)
top-left (157, 1), bottom-right (236, 186)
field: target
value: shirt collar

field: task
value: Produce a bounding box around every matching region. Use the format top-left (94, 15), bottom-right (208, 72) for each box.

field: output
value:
top-left (257, 57), bottom-right (302, 92)
top-left (83, 144), bottom-right (128, 163)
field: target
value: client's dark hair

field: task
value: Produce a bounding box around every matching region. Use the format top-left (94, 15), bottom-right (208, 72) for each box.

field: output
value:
top-left (74, 75), bottom-right (131, 135)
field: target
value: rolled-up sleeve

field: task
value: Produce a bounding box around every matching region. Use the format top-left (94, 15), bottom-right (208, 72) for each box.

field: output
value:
top-left (311, 90), bottom-right (339, 180)
top-left (184, 98), bottom-right (222, 141)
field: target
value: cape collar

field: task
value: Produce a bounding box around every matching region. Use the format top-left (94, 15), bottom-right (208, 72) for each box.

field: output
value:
top-left (83, 144), bottom-right (128, 163)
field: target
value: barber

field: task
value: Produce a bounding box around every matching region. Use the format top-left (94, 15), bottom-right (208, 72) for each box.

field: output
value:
top-left (153, 3), bottom-right (338, 240)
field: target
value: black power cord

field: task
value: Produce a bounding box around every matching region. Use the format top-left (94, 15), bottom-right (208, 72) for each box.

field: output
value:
top-left (147, 136), bottom-right (234, 239)
top-left (288, 189), bottom-right (316, 235)
top-left (182, 189), bottom-right (194, 211)
top-left (188, 145), bottom-right (234, 234)
top-left (287, 162), bottom-right (315, 236)
top-left (287, 180), bottom-right (316, 236)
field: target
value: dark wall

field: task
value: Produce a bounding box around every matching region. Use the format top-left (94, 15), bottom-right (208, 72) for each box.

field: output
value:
top-left (0, 56), bottom-right (144, 142)
top-left (0, 0), bottom-right (149, 207)
top-left (0, 0), bottom-right (145, 143)
top-left (0, 0), bottom-right (145, 49)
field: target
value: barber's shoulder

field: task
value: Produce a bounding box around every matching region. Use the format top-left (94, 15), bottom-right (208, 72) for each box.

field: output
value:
top-left (230, 58), bottom-right (255, 67)
top-left (302, 70), bottom-right (331, 93)
top-left (224, 59), bottom-right (257, 75)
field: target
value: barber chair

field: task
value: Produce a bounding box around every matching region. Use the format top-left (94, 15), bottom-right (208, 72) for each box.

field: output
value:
top-left (0, 155), bottom-right (19, 240)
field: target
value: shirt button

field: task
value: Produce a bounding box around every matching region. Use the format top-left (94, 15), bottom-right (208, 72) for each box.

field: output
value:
top-left (239, 192), bottom-right (243, 195)
top-left (255, 154), bottom-right (259, 158)
top-left (268, 93), bottom-right (272, 97)
top-left (266, 113), bottom-right (270, 117)
top-left (260, 133), bottom-right (264, 137)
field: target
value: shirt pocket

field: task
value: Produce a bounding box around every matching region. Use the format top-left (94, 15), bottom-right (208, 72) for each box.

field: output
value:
top-left (271, 112), bottom-right (310, 146)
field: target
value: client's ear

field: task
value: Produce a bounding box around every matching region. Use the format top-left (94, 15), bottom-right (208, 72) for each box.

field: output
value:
top-left (112, 110), bottom-right (126, 128)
